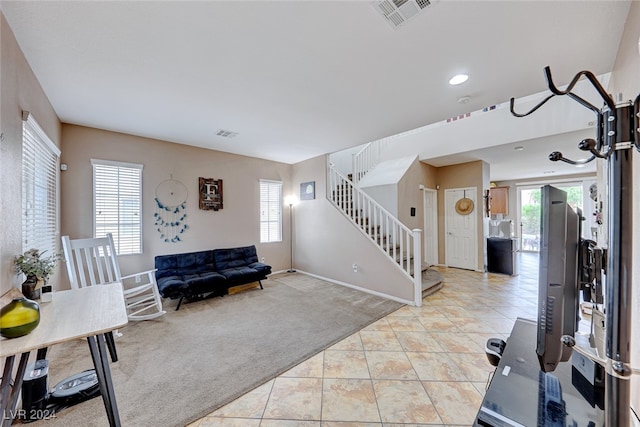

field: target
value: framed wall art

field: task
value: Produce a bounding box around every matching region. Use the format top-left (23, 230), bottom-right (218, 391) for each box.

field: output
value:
top-left (199, 177), bottom-right (223, 211)
top-left (300, 181), bottom-right (315, 200)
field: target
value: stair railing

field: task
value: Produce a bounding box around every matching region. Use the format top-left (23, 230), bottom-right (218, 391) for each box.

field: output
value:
top-left (351, 138), bottom-right (392, 185)
top-left (328, 162), bottom-right (423, 306)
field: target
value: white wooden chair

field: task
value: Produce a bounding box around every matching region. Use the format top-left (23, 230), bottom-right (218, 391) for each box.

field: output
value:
top-left (61, 233), bottom-right (166, 321)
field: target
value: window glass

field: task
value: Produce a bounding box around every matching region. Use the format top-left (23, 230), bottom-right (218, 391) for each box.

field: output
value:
top-left (92, 159), bottom-right (143, 255)
top-left (260, 180), bottom-right (282, 243)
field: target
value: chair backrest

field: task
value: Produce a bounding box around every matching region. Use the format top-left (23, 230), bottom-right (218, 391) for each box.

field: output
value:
top-left (61, 233), bottom-right (123, 289)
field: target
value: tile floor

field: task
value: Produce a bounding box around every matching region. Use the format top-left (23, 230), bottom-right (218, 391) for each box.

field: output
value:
top-left (187, 253), bottom-right (541, 427)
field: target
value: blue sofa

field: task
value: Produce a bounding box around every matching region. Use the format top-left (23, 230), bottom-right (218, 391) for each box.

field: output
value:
top-left (154, 245), bottom-right (271, 310)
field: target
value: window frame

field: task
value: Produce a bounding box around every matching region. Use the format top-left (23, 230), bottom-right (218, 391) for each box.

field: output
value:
top-left (91, 159), bottom-right (143, 255)
top-left (259, 179), bottom-right (283, 243)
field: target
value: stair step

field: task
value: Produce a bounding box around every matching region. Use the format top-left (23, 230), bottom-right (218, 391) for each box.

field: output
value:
top-left (421, 268), bottom-right (444, 298)
top-left (408, 259), bottom-right (430, 274)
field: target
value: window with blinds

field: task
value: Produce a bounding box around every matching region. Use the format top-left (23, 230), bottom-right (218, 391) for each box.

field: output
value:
top-left (260, 179), bottom-right (282, 243)
top-left (22, 112), bottom-right (60, 256)
top-left (92, 159), bottom-right (143, 255)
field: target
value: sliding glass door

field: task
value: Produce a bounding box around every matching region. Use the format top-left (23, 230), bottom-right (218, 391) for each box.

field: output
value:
top-left (518, 183), bottom-right (584, 253)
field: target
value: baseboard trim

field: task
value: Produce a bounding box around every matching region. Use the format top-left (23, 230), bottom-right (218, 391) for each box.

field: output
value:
top-left (293, 269), bottom-right (413, 306)
top-left (434, 263), bottom-right (484, 273)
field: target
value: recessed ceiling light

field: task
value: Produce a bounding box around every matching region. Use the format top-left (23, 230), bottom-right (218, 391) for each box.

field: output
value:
top-left (448, 74), bottom-right (469, 85)
top-left (457, 96), bottom-right (471, 104)
top-left (514, 146), bottom-right (524, 151)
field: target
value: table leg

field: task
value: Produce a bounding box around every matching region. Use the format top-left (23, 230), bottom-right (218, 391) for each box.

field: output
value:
top-left (105, 331), bottom-right (118, 362)
top-left (0, 356), bottom-right (14, 413)
top-left (36, 348), bottom-right (48, 361)
top-left (1, 352), bottom-right (30, 427)
top-left (87, 334), bottom-right (121, 427)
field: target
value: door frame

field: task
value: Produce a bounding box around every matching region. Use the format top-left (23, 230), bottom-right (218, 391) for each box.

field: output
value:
top-left (422, 188), bottom-right (438, 266)
top-left (516, 179), bottom-right (588, 252)
top-left (444, 186), bottom-right (478, 270)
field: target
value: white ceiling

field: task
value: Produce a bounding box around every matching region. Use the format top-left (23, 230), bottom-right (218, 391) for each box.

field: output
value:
top-left (424, 128), bottom-right (599, 182)
top-left (1, 1), bottom-right (631, 179)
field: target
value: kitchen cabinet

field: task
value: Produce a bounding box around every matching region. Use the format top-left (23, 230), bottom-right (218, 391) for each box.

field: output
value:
top-left (487, 237), bottom-right (518, 275)
top-left (490, 186), bottom-right (509, 215)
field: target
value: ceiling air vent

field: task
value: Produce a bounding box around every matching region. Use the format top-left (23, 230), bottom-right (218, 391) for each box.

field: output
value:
top-left (373, 0), bottom-right (433, 29)
top-left (216, 129), bottom-right (238, 139)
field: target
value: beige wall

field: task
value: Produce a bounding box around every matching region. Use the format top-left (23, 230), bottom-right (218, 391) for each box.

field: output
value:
top-left (292, 155), bottom-right (416, 303)
top-left (494, 172), bottom-right (598, 227)
top-left (398, 157), bottom-right (425, 231)
top-left (607, 0), bottom-right (640, 415)
top-left (60, 124), bottom-right (291, 285)
top-left (433, 160), bottom-right (487, 270)
top-left (0, 13), bottom-right (62, 294)
top-left (421, 162), bottom-right (438, 190)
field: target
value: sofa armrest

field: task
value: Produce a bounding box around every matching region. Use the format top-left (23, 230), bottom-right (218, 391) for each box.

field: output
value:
top-left (248, 262), bottom-right (271, 275)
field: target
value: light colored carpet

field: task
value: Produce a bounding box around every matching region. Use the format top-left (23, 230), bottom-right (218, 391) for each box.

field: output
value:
top-left (26, 273), bottom-right (403, 427)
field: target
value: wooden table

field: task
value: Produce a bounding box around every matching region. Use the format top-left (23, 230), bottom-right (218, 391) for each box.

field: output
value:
top-left (0, 283), bottom-right (128, 426)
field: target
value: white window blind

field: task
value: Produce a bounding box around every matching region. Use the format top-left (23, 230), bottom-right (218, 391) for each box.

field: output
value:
top-left (260, 180), bottom-right (282, 243)
top-left (92, 159), bottom-right (143, 255)
top-left (22, 112), bottom-right (60, 257)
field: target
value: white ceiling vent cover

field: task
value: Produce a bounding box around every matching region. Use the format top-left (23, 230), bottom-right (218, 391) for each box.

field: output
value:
top-left (216, 129), bottom-right (238, 139)
top-left (373, 0), bottom-right (433, 29)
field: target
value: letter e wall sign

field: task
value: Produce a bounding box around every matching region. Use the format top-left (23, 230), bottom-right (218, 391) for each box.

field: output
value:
top-left (199, 178), bottom-right (223, 211)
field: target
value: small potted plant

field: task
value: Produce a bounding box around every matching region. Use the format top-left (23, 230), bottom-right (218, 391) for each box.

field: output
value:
top-left (14, 249), bottom-right (62, 300)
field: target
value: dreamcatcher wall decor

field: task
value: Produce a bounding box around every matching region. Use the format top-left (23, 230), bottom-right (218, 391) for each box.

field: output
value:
top-left (154, 176), bottom-right (189, 243)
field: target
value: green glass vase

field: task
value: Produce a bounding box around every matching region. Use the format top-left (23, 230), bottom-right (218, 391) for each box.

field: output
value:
top-left (0, 297), bottom-right (40, 339)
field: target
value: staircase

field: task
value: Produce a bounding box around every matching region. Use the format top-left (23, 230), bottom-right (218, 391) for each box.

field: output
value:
top-left (327, 163), bottom-right (442, 306)
top-left (351, 138), bottom-right (392, 185)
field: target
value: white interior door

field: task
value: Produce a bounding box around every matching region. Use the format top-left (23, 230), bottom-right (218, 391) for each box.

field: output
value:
top-left (423, 188), bottom-right (438, 266)
top-left (445, 187), bottom-right (477, 270)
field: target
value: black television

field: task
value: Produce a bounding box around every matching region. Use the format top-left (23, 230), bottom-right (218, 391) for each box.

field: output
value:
top-left (536, 185), bottom-right (581, 373)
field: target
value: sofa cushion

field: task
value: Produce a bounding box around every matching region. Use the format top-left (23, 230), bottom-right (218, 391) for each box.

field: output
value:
top-left (155, 251), bottom-right (216, 277)
top-left (155, 250), bottom-right (221, 299)
top-left (213, 246), bottom-right (271, 285)
top-left (156, 275), bottom-right (188, 299)
top-left (183, 272), bottom-right (226, 295)
top-left (213, 247), bottom-right (251, 269)
top-left (248, 262), bottom-right (271, 276)
top-left (155, 255), bottom-right (180, 280)
top-left (177, 251), bottom-right (216, 275)
top-left (218, 266), bottom-right (262, 283)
